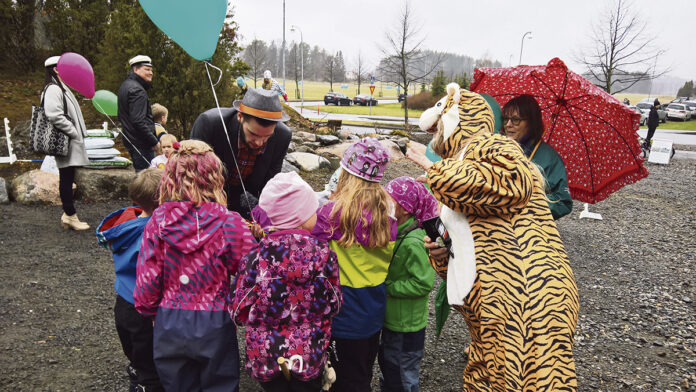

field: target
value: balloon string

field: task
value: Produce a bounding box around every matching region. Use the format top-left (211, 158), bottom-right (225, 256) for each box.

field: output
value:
top-left (92, 100), bottom-right (150, 165)
top-left (204, 61), bottom-right (255, 223)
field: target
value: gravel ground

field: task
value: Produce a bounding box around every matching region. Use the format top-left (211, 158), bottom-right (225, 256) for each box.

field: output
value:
top-left (0, 156), bottom-right (695, 391)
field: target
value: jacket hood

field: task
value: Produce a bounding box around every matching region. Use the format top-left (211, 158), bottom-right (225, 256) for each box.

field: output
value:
top-left (128, 71), bottom-right (152, 90)
top-left (97, 207), bottom-right (149, 253)
top-left (151, 201), bottom-right (230, 254)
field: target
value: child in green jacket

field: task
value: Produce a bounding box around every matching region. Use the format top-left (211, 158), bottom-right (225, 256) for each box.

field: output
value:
top-left (379, 176), bottom-right (439, 392)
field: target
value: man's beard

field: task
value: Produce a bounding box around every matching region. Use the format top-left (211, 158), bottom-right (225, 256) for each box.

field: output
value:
top-left (240, 124), bottom-right (265, 152)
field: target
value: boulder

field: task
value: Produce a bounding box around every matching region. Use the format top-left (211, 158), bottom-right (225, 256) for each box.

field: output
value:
top-left (294, 145), bottom-right (314, 153)
top-left (317, 140), bottom-right (405, 161)
top-left (10, 169), bottom-right (62, 205)
top-left (74, 168), bottom-right (135, 201)
top-left (337, 129), bottom-right (352, 140)
top-left (294, 131), bottom-right (317, 143)
top-left (0, 177), bottom-right (8, 204)
top-left (317, 135), bottom-right (340, 146)
top-left (281, 160), bottom-right (300, 173)
top-left (379, 140), bottom-right (405, 160)
top-left (286, 152), bottom-right (331, 172)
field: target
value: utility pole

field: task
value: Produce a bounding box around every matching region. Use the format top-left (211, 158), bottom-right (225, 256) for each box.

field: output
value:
top-left (282, 0), bottom-right (286, 91)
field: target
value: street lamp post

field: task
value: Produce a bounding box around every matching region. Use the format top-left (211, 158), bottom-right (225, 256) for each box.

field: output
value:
top-left (518, 31), bottom-right (532, 65)
top-left (291, 25), bottom-right (304, 114)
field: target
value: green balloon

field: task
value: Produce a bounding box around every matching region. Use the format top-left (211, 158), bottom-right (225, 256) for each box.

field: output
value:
top-left (480, 93), bottom-right (502, 134)
top-left (92, 90), bottom-right (118, 116)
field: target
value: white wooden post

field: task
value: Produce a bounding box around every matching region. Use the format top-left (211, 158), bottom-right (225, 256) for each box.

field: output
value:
top-left (0, 118), bottom-right (17, 164)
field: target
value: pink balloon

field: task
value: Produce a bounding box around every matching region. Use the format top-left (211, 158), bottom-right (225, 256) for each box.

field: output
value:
top-left (56, 52), bottom-right (95, 99)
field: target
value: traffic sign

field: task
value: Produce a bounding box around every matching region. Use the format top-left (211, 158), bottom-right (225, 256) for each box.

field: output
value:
top-left (370, 75), bottom-right (375, 84)
top-left (369, 85), bottom-right (375, 94)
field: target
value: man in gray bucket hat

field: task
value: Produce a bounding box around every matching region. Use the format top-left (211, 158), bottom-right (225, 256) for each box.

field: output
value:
top-left (190, 88), bottom-right (291, 217)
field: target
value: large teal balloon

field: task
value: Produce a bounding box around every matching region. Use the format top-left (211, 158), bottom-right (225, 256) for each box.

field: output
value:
top-left (139, 0), bottom-right (227, 61)
top-left (480, 93), bottom-right (502, 134)
top-left (92, 90), bottom-right (118, 116)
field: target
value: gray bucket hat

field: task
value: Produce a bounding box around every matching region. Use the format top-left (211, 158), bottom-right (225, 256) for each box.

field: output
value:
top-left (233, 88), bottom-right (290, 122)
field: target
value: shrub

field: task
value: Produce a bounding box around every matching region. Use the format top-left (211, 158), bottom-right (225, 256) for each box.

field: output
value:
top-left (402, 91), bottom-right (444, 111)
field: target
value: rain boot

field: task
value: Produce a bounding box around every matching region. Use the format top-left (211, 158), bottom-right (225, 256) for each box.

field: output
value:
top-left (61, 213), bottom-right (90, 230)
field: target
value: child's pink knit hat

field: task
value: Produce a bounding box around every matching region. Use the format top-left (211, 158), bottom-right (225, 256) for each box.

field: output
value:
top-left (259, 172), bottom-right (318, 230)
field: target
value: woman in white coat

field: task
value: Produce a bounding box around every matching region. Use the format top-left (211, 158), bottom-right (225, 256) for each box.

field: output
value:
top-left (42, 56), bottom-right (90, 230)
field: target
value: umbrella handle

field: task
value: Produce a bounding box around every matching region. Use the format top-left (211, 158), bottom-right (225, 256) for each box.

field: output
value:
top-left (278, 357), bottom-right (291, 381)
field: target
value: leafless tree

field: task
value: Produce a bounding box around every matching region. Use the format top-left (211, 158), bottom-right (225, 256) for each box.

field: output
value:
top-left (378, 1), bottom-right (442, 127)
top-left (577, 0), bottom-right (668, 94)
top-left (325, 54), bottom-right (336, 92)
top-left (353, 51), bottom-right (368, 95)
top-left (243, 38), bottom-right (267, 87)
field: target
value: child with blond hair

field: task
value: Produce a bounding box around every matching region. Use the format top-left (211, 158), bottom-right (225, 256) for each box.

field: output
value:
top-left (149, 133), bottom-right (177, 169)
top-left (310, 137), bottom-right (397, 392)
top-left (134, 140), bottom-right (257, 392)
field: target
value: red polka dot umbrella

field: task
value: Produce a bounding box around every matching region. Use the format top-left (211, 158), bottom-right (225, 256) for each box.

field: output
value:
top-left (471, 57), bottom-right (649, 204)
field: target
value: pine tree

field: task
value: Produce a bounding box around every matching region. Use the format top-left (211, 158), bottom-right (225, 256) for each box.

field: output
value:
top-left (95, 0), bottom-right (248, 138)
top-left (42, 0), bottom-right (110, 64)
top-left (676, 81), bottom-right (694, 98)
top-left (431, 69), bottom-right (446, 97)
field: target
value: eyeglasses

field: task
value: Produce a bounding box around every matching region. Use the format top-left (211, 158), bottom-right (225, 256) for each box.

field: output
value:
top-left (502, 116), bottom-right (525, 126)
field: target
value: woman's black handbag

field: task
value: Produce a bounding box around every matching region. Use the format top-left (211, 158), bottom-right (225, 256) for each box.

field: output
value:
top-left (29, 84), bottom-right (71, 157)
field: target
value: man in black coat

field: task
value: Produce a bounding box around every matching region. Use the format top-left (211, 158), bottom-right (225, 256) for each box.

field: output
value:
top-left (118, 55), bottom-right (159, 172)
top-left (643, 99), bottom-right (660, 149)
top-left (190, 88), bottom-right (291, 218)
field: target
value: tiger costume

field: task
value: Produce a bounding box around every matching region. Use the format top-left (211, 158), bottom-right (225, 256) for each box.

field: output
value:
top-left (421, 83), bottom-right (579, 391)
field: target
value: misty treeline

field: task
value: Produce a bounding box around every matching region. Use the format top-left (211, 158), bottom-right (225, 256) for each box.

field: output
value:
top-left (242, 38), bottom-right (503, 89)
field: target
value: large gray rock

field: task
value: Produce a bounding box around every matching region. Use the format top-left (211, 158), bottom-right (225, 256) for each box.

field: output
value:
top-left (74, 168), bottom-right (135, 201)
top-left (286, 152), bottom-right (331, 172)
top-left (281, 160), bottom-right (300, 173)
top-left (10, 169), bottom-right (62, 205)
top-left (317, 135), bottom-right (340, 146)
top-left (0, 177), bottom-right (8, 204)
top-left (380, 140), bottom-right (405, 160)
top-left (294, 131), bottom-right (317, 143)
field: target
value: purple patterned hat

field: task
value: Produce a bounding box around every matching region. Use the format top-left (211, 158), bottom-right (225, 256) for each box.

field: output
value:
top-left (340, 137), bottom-right (390, 183)
top-left (385, 176), bottom-right (439, 226)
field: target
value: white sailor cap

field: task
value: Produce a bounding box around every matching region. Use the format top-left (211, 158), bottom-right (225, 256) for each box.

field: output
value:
top-left (44, 56), bottom-right (60, 68)
top-left (128, 55), bottom-right (152, 67)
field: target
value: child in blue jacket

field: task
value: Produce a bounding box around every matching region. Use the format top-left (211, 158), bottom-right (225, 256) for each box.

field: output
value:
top-left (96, 168), bottom-right (163, 392)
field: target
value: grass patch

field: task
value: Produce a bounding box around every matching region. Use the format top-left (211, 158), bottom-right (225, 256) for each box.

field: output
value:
top-left (307, 118), bottom-right (406, 129)
top-left (640, 119), bottom-right (696, 131)
top-left (304, 103), bottom-right (422, 118)
top-left (613, 93), bottom-right (675, 105)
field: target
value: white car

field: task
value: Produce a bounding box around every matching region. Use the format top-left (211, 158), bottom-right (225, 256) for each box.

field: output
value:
top-left (628, 106), bottom-right (647, 125)
top-left (684, 101), bottom-right (696, 118)
top-left (665, 103), bottom-right (692, 121)
top-left (635, 102), bottom-right (668, 123)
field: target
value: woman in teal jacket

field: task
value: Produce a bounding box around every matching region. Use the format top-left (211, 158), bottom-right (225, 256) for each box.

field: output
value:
top-left (502, 95), bottom-right (573, 220)
top-left (379, 176), bottom-right (438, 392)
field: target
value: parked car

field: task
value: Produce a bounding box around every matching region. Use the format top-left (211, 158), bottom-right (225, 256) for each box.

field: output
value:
top-left (324, 92), bottom-right (352, 106)
top-left (353, 94), bottom-right (378, 106)
top-left (628, 106), bottom-right (648, 125)
top-left (398, 93), bottom-right (407, 103)
top-left (683, 101), bottom-right (696, 118)
top-left (635, 102), bottom-right (667, 123)
top-left (665, 103), bottom-right (692, 121)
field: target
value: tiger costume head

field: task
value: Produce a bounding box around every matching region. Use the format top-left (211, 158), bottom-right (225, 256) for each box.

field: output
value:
top-left (419, 83), bottom-right (494, 159)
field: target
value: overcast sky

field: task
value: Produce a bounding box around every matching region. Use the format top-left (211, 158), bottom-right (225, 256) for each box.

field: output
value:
top-left (232, 0), bottom-right (695, 82)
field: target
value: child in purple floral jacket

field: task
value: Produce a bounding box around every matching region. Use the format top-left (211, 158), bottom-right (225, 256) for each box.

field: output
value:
top-left (231, 171), bottom-right (342, 392)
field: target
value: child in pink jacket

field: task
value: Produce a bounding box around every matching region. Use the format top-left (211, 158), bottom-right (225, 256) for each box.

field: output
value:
top-left (134, 140), bottom-right (256, 392)
top-left (231, 172), bottom-right (341, 392)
